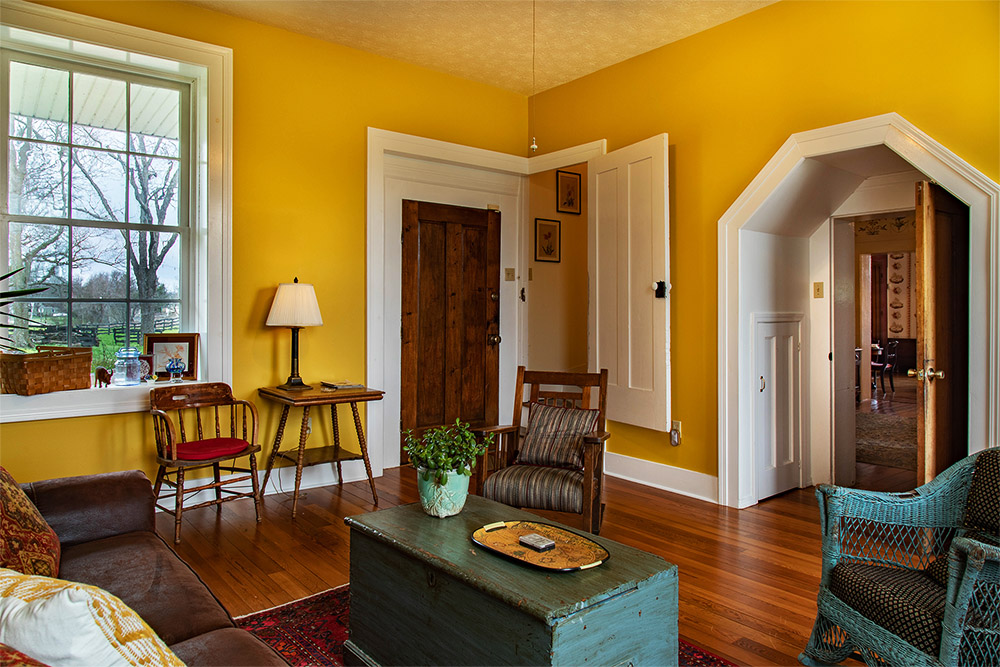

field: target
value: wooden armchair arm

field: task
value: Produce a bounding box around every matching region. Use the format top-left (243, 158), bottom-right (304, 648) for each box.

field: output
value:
top-left (471, 424), bottom-right (519, 436)
top-left (149, 408), bottom-right (179, 460)
top-left (584, 431), bottom-right (611, 445)
top-left (232, 398), bottom-right (260, 444)
top-left (471, 425), bottom-right (520, 495)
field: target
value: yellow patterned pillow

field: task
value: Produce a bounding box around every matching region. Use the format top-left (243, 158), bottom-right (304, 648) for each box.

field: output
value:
top-left (0, 568), bottom-right (184, 666)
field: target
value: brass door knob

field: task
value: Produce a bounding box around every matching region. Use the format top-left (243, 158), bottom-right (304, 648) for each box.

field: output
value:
top-left (487, 333), bottom-right (501, 346)
top-left (907, 368), bottom-right (922, 379)
top-left (927, 367), bottom-right (945, 380)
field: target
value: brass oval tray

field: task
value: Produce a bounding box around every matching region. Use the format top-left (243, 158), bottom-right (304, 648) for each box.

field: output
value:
top-left (471, 520), bottom-right (610, 572)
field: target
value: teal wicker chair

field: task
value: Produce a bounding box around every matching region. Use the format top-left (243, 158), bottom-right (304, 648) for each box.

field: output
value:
top-left (800, 447), bottom-right (999, 667)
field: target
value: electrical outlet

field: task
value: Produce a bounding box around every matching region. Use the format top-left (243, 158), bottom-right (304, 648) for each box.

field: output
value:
top-left (504, 268), bottom-right (515, 281)
top-left (813, 282), bottom-right (824, 298)
top-left (670, 420), bottom-right (681, 447)
top-left (306, 415), bottom-right (312, 435)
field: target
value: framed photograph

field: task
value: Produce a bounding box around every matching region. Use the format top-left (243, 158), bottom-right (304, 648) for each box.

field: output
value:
top-left (556, 170), bottom-right (581, 214)
top-left (143, 333), bottom-right (200, 381)
top-left (534, 218), bottom-right (561, 263)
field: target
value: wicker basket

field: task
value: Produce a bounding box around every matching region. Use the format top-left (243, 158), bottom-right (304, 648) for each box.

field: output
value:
top-left (0, 346), bottom-right (93, 396)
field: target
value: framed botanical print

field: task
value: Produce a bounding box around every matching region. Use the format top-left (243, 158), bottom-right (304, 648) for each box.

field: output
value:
top-left (143, 333), bottom-right (200, 381)
top-left (556, 170), bottom-right (582, 214)
top-left (534, 218), bottom-right (561, 263)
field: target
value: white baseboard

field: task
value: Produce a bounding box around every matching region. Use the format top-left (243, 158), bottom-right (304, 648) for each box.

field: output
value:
top-left (154, 459), bottom-right (373, 511)
top-left (605, 452), bottom-right (719, 504)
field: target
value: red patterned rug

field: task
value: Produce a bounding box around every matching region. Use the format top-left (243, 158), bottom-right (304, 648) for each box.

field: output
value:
top-left (237, 585), bottom-right (737, 666)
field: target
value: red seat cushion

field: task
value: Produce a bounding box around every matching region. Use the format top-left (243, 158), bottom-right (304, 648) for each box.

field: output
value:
top-left (174, 438), bottom-right (250, 461)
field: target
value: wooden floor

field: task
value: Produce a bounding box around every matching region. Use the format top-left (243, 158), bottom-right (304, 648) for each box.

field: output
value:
top-left (157, 467), bottom-right (851, 667)
top-left (855, 372), bottom-right (919, 491)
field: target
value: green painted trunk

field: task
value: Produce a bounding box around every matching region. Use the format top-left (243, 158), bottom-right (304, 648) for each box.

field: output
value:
top-left (344, 496), bottom-right (678, 666)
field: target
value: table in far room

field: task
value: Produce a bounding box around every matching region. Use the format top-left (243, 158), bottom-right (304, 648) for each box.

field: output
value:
top-left (344, 495), bottom-right (679, 666)
top-left (258, 385), bottom-right (383, 517)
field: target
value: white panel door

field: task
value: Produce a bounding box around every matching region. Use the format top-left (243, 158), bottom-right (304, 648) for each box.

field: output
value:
top-left (587, 135), bottom-right (670, 431)
top-left (754, 319), bottom-right (802, 500)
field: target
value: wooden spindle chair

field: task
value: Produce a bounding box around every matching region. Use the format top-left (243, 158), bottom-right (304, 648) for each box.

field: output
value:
top-left (149, 382), bottom-right (263, 543)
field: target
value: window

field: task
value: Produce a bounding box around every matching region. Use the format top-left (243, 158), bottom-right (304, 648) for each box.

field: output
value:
top-left (4, 53), bottom-right (189, 372)
top-left (0, 1), bottom-right (232, 423)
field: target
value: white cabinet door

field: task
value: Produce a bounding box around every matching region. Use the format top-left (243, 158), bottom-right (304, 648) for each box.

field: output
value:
top-left (588, 135), bottom-right (669, 431)
top-left (754, 319), bottom-right (802, 500)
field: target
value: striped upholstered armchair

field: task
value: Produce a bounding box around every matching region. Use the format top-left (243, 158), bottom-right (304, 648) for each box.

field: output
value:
top-left (471, 366), bottom-right (609, 534)
top-left (800, 447), bottom-right (999, 667)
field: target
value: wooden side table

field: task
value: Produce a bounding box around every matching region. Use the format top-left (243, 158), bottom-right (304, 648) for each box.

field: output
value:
top-left (258, 385), bottom-right (384, 517)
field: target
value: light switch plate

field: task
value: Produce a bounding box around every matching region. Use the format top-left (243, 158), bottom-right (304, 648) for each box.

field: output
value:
top-left (504, 268), bottom-right (515, 281)
top-left (813, 282), bottom-right (824, 298)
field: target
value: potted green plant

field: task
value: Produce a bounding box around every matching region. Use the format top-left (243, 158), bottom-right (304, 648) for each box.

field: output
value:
top-left (404, 418), bottom-right (493, 518)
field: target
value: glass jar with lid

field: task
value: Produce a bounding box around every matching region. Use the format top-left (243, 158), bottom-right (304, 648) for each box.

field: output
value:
top-left (112, 347), bottom-right (142, 386)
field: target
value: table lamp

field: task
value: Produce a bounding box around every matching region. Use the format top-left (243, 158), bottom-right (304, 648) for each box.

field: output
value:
top-left (266, 277), bottom-right (323, 390)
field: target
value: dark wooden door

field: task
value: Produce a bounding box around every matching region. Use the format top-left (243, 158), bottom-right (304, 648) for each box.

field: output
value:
top-left (400, 200), bottom-right (500, 459)
top-left (914, 181), bottom-right (969, 484)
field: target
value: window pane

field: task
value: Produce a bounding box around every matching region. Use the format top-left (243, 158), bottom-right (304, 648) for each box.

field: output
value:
top-left (72, 73), bottom-right (126, 151)
top-left (72, 227), bottom-right (127, 299)
top-left (129, 229), bottom-right (180, 298)
top-left (128, 155), bottom-right (179, 225)
top-left (71, 147), bottom-right (126, 221)
top-left (8, 140), bottom-right (69, 217)
top-left (130, 84), bottom-right (180, 158)
top-left (22, 303), bottom-right (68, 349)
top-left (131, 301), bottom-right (179, 342)
top-left (7, 222), bottom-right (69, 298)
top-left (72, 302), bottom-right (127, 371)
top-left (9, 62), bottom-right (69, 143)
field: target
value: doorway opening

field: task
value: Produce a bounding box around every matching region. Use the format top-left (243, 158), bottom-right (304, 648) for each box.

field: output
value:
top-left (718, 113), bottom-right (999, 509)
top-left (843, 212), bottom-right (920, 492)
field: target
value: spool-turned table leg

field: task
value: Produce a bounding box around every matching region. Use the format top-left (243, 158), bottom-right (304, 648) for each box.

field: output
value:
top-left (292, 405), bottom-right (311, 518)
top-left (351, 401), bottom-right (378, 505)
top-left (331, 404), bottom-right (343, 485)
top-left (261, 404), bottom-right (290, 493)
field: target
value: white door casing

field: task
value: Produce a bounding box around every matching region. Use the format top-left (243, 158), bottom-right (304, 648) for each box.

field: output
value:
top-left (753, 315), bottom-right (803, 500)
top-left (718, 113), bottom-right (1000, 508)
top-left (588, 134), bottom-right (670, 432)
top-left (367, 129), bottom-right (606, 471)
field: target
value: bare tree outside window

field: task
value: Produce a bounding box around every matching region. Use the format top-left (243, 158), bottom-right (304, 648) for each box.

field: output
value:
top-left (4, 57), bottom-right (185, 371)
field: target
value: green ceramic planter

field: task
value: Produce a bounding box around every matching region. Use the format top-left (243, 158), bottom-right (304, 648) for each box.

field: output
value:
top-left (416, 467), bottom-right (471, 518)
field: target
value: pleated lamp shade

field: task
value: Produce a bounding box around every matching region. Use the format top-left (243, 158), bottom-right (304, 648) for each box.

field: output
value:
top-left (266, 281), bottom-right (323, 328)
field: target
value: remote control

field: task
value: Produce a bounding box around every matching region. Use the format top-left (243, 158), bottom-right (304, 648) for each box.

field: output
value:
top-left (519, 533), bottom-right (556, 552)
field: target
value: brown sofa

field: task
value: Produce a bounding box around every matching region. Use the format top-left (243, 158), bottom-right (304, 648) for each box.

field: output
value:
top-left (21, 470), bottom-right (286, 666)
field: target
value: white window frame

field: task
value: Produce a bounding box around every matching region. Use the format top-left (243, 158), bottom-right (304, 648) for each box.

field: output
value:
top-left (0, 0), bottom-right (232, 423)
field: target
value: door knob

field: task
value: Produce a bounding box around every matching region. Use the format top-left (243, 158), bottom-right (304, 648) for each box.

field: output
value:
top-left (908, 368), bottom-right (946, 381)
top-left (487, 334), bottom-right (501, 346)
top-left (490, 291), bottom-right (499, 302)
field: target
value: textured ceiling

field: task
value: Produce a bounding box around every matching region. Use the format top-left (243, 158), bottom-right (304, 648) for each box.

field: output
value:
top-left (183, 0), bottom-right (776, 95)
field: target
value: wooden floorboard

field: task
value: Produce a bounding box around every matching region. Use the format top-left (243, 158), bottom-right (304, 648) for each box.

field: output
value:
top-left (157, 464), bottom-right (909, 666)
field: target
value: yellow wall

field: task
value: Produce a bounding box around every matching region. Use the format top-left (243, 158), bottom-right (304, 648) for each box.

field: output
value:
top-left (526, 164), bottom-right (589, 373)
top-left (3, 0), bottom-right (997, 484)
top-left (529, 0), bottom-right (999, 474)
top-left (0, 0), bottom-right (527, 482)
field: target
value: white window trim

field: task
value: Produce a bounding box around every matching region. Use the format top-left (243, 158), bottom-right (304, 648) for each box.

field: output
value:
top-left (0, 0), bottom-right (232, 423)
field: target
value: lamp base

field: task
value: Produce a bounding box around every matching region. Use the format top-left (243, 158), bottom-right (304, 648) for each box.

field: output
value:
top-left (277, 376), bottom-right (311, 391)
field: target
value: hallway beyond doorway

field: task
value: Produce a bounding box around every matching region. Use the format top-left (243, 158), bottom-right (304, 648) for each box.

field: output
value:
top-left (855, 374), bottom-right (918, 491)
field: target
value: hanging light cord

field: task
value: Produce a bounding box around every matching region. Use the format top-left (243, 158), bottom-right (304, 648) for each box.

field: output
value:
top-left (530, 0), bottom-right (538, 152)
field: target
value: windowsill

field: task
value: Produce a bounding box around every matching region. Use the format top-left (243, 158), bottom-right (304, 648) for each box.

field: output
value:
top-left (0, 380), bottom-right (208, 423)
